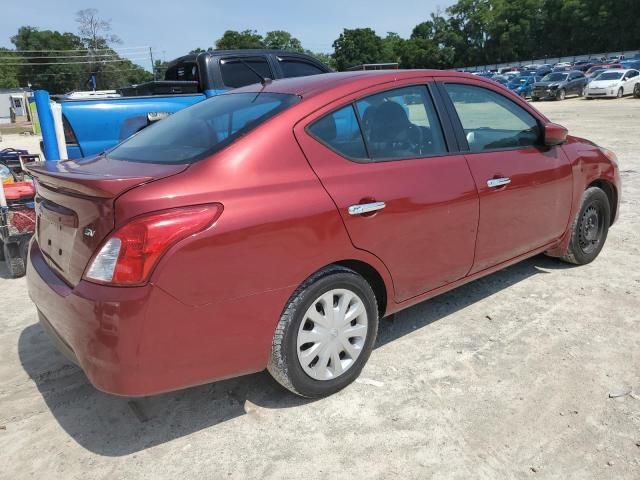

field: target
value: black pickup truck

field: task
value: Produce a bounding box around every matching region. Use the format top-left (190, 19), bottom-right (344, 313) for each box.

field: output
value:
top-left (58, 50), bottom-right (331, 159)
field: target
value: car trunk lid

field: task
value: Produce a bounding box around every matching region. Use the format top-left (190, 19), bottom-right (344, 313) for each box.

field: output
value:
top-left (26, 156), bottom-right (187, 285)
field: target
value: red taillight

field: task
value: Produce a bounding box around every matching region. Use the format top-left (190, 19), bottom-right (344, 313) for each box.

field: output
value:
top-left (84, 204), bottom-right (223, 286)
top-left (62, 115), bottom-right (78, 145)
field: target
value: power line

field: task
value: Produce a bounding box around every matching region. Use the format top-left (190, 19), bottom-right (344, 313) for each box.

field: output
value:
top-left (0, 53), bottom-right (147, 60)
top-left (6, 46), bottom-right (150, 53)
top-left (1, 57), bottom-right (150, 66)
top-left (18, 68), bottom-right (150, 77)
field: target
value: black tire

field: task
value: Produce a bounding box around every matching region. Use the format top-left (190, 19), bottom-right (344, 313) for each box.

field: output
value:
top-left (3, 241), bottom-right (26, 278)
top-left (531, 97), bottom-right (539, 102)
top-left (616, 87), bottom-right (623, 98)
top-left (556, 88), bottom-right (566, 101)
top-left (561, 187), bottom-right (611, 265)
top-left (634, 83), bottom-right (640, 99)
top-left (268, 266), bottom-right (379, 398)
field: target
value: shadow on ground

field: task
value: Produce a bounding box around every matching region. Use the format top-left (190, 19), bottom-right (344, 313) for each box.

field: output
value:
top-left (18, 254), bottom-right (572, 456)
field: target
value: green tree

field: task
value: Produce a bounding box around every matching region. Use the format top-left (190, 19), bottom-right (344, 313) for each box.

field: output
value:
top-left (215, 30), bottom-right (265, 49)
top-left (0, 48), bottom-right (20, 88)
top-left (264, 31), bottom-right (304, 51)
top-left (332, 28), bottom-right (384, 70)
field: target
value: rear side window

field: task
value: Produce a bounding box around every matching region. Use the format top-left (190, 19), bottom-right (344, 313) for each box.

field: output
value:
top-left (444, 83), bottom-right (540, 152)
top-left (220, 57), bottom-right (273, 88)
top-left (279, 59), bottom-right (326, 78)
top-left (108, 93), bottom-right (299, 164)
top-left (355, 86), bottom-right (446, 160)
top-left (308, 105), bottom-right (367, 159)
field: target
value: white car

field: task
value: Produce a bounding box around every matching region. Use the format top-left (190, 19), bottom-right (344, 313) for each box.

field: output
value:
top-left (585, 69), bottom-right (640, 98)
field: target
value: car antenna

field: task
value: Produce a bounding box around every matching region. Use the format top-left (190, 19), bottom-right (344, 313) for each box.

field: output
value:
top-left (236, 57), bottom-right (272, 86)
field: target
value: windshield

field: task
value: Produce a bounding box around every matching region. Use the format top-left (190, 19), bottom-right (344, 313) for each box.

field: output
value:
top-left (542, 73), bottom-right (568, 82)
top-left (596, 72), bottom-right (623, 80)
top-left (108, 93), bottom-right (300, 164)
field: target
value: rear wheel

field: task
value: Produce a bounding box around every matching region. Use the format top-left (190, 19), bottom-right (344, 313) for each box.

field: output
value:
top-left (634, 83), bottom-right (640, 98)
top-left (579, 86), bottom-right (585, 97)
top-left (268, 266), bottom-right (379, 398)
top-left (561, 187), bottom-right (610, 265)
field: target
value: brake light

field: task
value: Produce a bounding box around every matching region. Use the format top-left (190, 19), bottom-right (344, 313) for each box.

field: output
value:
top-left (62, 115), bottom-right (78, 145)
top-left (84, 204), bottom-right (223, 286)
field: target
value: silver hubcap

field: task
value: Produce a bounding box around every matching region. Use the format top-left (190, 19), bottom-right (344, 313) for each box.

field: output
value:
top-left (296, 289), bottom-right (368, 381)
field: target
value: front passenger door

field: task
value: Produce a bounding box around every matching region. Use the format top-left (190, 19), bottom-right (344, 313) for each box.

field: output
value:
top-left (440, 80), bottom-right (573, 274)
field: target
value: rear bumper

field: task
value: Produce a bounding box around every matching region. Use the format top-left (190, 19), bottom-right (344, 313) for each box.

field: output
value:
top-left (26, 240), bottom-right (287, 396)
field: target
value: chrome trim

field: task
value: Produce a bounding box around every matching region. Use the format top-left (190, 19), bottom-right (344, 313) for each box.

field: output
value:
top-left (348, 202), bottom-right (386, 216)
top-left (487, 177), bottom-right (512, 188)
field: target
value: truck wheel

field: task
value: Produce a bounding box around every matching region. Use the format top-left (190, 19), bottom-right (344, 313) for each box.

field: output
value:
top-left (268, 266), bottom-right (379, 398)
top-left (561, 187), bottom-right (610, 265)
top-left (3, 241), bottom-right (26, 278)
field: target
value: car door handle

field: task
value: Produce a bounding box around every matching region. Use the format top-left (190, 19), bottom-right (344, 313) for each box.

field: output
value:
top-left (348, 202), bottom-right (386, 215)
top-left (487, 177), bottom-right (511, 188)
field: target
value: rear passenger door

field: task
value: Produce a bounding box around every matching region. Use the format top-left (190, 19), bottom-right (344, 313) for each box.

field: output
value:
top-left (295, 81), bottom-right (479, 302)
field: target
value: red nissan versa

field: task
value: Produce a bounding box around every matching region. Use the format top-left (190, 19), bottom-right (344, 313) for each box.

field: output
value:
top-left (26, 71), bottom-right (620, 398)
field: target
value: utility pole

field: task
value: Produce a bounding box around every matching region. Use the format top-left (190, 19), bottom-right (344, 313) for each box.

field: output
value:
top-left (149, 47), bottom-right (156, 80)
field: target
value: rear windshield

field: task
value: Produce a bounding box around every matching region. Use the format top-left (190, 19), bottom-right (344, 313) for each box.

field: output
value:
top-left (108, 93), bottom-right (300, 163)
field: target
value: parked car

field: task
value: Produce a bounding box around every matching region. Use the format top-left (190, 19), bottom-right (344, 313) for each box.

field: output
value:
top-left (535, 65), bottom-right (553, 77)
top-left (585, 69), bottom-right (640, 98)
top-left (586, 68), bottom-right (607, 83)
top-left (56, 50), bottom-right (330, 159)
top-left (507, 74), bottom-right (542, 98)
top-left (26, 70), bottom-right (621, 398)
top-left (532, 70), bottom-right (588, 100)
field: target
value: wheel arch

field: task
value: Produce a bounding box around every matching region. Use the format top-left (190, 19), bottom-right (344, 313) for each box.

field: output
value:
top-left (588, 178), bottom-right (618, 225)
top-left (332, 259), bottom-right (389, 318)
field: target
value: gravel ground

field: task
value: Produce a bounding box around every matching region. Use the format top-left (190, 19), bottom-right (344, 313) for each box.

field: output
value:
top-left (0, 97), bottom-right (639, 479)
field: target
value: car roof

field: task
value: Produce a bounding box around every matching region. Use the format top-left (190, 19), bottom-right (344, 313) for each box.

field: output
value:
top-left (230, 70), bottom-right (471, 98)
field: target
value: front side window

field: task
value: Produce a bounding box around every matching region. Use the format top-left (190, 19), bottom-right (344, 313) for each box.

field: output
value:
top-left (109, 93), bottom-right (299, 164)
top-left (279, 59), bottom-right (326, 78)
top-left (444, 83), bottom-right (540, 152)
top-left (220, 57), bottom-right (273, 88)
top-left (355, 86), bottom-right (446, 160)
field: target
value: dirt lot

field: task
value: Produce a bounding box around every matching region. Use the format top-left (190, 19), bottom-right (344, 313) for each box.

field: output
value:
top-left (1, 97), bottom-right (639, 479)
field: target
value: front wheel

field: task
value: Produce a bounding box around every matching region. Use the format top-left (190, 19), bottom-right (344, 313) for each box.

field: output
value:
top-left (3, 241), bottom-right (26, 278)
top-left (268, 266), bottom-right (379, 398)
top-left (531, 96), bottom-right (539, 102)
top-left (556, 88), bottom-right (566, 101)
top-left (561, 187), bottom-right (611, 265)
top-left (617, 87), bottom-right (623, 98)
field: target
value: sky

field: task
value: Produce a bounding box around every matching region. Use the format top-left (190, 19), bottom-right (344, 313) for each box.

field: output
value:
top-left (0, 0), bottom-right (453, 69)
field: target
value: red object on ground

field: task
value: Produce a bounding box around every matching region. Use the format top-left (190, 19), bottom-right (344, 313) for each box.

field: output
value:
top-left (3, 181), bottom-right (35, 201)
top-left (10, 209), bottom-right (36, 233)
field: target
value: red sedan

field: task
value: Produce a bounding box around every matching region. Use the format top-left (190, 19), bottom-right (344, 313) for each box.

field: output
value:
top-left (26, 70), bottom-right (621, 398)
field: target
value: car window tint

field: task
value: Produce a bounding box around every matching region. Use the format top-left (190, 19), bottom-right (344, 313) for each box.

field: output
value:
top-left (445, 83), bottom-right (540, 152)
top-left (279, 59), bottom-right (325, 78)
top-left (108, 93), bottom-right (299, 164)
top-left (355, 86), bottom-right (446, 160)
top-left (308, 105), bottom-right (367, 160)
top-left (220, 57), bottom-right (273, 88)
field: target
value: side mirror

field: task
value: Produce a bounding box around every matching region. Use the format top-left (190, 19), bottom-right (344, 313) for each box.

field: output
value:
top-left (544, 123), bottom-right (568, 146)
